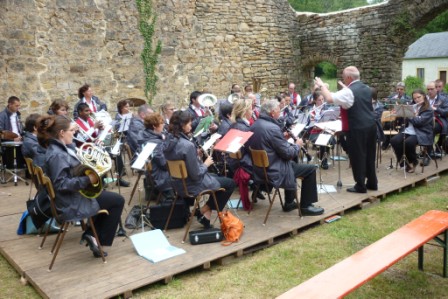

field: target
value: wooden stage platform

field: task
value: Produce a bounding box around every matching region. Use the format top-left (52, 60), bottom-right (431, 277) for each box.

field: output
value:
top-left (0, 149), bottom-right (446, 299)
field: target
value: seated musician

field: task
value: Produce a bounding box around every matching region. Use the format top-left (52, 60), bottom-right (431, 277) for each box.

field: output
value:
top-left (164, 111), bottom-right (236, 228)
top-left (385, 82), bottom-right (412, 105)
top-left (48, 99), bottom-right (70, 116)
top-left (160, 101), bottom-right (175, 132)
top-left (0, 96), bottom-right (23, 142)
top-left (127, 104), bottom-right (153, 155)
top-left (137, 113), bottom-right (174, 200)
top-left (73, 84), bottom-right (107, 119)
top-left (307, 91), bottom-right (333, 170)
top-left (217, 102), bottom-right (233, 136)
top-left (22, 113), bottom-right (46, 168)
top-left (75, 103), bottom-right (130, 187)
top-left (427, 81), bottom-right (448, 159)
top-left (114, 99), bottom-right (132, 136)
top-left (227, 98), bottom-right (265, 207)
top-left (390, 89), bottom-right (433, 173)
top-left (186, 91), bottom-right (218, 134)
top-left (247, 99), bottom-right (324, 216)
top-left (36, 115), bottom-right (124, 257)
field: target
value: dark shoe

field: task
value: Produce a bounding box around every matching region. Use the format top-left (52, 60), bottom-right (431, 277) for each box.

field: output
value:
top-left (321, 158), bottom-right (329, 170)
top-left (283, 202), bottom-right (298, 212)
top-left (117, 179), bottom-right (130, 187)
top-left (80, 233), bottom-right (107, 258)
top-left (195, 209), bottom-right (212, 229)
top-left (301, 205), bottom-right (324, 216)
top-left (256, 190), bottom-right (266, 200)
top-left (347, 187), bottom-right (367, 193)
top-left (420, 157), bottom-right (430, 167)
top-left (366, 185), bottom-right (378, 191)
top-left (251, 190), bottom-right (258, 203)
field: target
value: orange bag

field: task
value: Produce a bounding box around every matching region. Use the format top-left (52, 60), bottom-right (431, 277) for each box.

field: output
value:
top-left (218, 210), bottom-right (244, 245)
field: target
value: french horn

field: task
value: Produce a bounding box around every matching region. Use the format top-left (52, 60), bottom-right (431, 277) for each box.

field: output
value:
top-left (198, 93), bottom-right (218, 107)
top-left (73, 143), bottom-right (112, 199)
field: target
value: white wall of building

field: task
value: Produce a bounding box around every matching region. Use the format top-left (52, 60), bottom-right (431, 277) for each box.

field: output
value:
top-left (402, 57), bottom-right (448, 85)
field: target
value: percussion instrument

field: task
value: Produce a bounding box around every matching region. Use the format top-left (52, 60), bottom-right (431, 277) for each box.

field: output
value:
top-left (0, 130), bottom-right (18, 140)
top-left (1, 141), bottom-right (25, 169)
top-left (125, 97), bottom-right (146, 107)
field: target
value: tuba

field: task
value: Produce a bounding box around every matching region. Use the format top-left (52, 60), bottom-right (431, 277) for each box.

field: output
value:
top-left (197, 93), bottom-right (218, 107)
top-left (73, 143), bottom-right (112, 199)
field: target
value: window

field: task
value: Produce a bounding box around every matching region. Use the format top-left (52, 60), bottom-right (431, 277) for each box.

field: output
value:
top-left (439, 70), bottom-right (446, 84)
top-left (417, 68), bottom-right (425, 81)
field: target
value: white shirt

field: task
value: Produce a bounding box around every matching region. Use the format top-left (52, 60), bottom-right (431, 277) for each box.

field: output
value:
top-left (331, 80), bottom-right (358, 109)
top-left (10, 112), bottom-right (19, 135)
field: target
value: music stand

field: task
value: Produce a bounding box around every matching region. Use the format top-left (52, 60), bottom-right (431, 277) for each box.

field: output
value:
top-left (393, 104), bottom-right (415, 179)
top-left (127, 142), bottom-right (158, 236)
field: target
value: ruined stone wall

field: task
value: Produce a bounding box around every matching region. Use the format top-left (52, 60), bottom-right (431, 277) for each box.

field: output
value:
top-left (1, 0), bottom-right (447, 118)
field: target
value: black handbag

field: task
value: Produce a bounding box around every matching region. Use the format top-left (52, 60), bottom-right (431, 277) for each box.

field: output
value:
top-left (149, 199), bottom-right (189, 229)
top-left (189, 228), bottom-right (223, 245)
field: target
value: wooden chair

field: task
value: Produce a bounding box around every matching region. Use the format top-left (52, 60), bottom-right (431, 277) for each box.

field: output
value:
top-left (24, 157), bottom-right (38, 199)
top-left (34, 166), bottom-right (108, 271)
top-left (380, 110), bottom-right (400, 146)
top-left (249, 147), bottom-right (301, 225)
top-left (165, 159), bottom-right (224, 243)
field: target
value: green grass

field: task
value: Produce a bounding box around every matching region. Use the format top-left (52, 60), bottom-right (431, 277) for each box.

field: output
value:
top-left (1, 177), bottom-right (448, 298)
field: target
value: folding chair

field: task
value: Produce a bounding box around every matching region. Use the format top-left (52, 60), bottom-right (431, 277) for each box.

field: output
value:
top-left (34, 166), bottom-right (108, 271)
top-left (250, 147), bottom-right (301, 225)
top-left (165, 159), bottom-right (224, 243)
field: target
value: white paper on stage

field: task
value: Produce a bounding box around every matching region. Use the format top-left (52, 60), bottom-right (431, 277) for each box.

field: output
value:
top-left (110, 140), bottom-right (122, 156)
top-left (130, 229), bottom-right (186, 263)
top-left (131, 142), bottom-right (157, 171)
top-left (315, 134), bottom-right (332, 147)
top-left (315, 120), bottom-right (342, 134)
top-left (202, 133), bottom-right (222, 152)
top-left (318, 185), bottom-right (337, 194)
top-left (393, 104), bottom-right (415, 118)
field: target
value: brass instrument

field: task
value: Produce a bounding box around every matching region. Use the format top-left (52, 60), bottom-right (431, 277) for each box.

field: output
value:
top-left (73, 142), bottom-right (112, 199)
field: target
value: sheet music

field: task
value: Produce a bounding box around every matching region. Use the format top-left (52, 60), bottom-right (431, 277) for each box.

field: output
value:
top-left (130, 229), bottom-right (186, 263)
top-left (227, 136), bottom-right (244, 153)
top-left (96, 124), bottom-right (112, 142)
top-left (315, 120), bottom-right (342, 133)
top-left (110, 140), bottom-right (121, 156)
top-left (117, 114), bottom-right (132, 132)
top-left (214, 129), bottom-right (254, 153)
top-left (393, 105), bottom-right (415, 118)
top-left (202, 133), bottom-right (222, 152)
top-left (291, 124), bottom-right (306, 137)
top-left (131, 142), bottom-right (157, 170)
top-left (315, 134), bottom-right (332, 146)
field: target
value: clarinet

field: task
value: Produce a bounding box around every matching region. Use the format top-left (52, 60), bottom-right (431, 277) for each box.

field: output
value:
top-left (191, 136), bottom-right (221, 174)
top-left (284, 126), bottom-right (312, 162)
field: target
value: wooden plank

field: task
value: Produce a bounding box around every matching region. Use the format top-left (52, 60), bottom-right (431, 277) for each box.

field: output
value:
top-left (0, 150), bottom-right (447, 299)
top-left (277, 210), bottom-right (448, 299)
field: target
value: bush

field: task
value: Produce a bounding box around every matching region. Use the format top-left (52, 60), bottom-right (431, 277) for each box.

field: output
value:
top-left (403, 76), bottom-right (424, 93)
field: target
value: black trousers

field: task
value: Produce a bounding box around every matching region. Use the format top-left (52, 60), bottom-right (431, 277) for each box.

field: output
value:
top-left (87, 190), bottom-right (125, 246)
top-left (346, 125), bottom-right (377, 191)
top-left (284, 161), bottom-right (318, 208)
top-left (390, 133), bottom-right (418, 165)
top-left (185, 175), bottom-right (236, 212)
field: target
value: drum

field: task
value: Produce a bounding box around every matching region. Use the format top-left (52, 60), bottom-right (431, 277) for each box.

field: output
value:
top-left (1, 141), bottom-right (25, 169)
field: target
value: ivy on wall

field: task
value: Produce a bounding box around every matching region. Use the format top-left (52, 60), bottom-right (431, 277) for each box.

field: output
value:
top-left (136, 0), bottom-right (162, 104)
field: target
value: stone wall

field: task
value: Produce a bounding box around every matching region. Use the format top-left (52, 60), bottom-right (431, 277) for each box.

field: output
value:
top-left (0, 0), bottom-right (447, 119)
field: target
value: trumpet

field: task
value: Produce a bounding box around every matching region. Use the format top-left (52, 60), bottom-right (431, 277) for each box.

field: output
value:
top-left (73, 142), bottom-right (112, 199)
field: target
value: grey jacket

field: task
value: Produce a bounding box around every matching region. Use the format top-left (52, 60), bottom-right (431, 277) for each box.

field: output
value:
top-left (164, 133), bottom-right (220, 197)
top-left (408, 107), bottom-right (434, 146)
top-left (0, 108), bottom-right (22, 135)
top-left (45, 139), bottom-right (99, 221)
top-left (127, 117), bottom-right (144, 154)
top-left (22, 132), bottom-right (46, 168)
top-left (137, 129), bottom-right (171, 191)
top-left (248, 113), bottom-right (299, 190)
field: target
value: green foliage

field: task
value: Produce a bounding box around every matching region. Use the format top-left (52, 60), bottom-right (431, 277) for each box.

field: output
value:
top-left (404, 76), bottom-right (425, 93)
top-left (288, 0), bottom-right (378, 13)
top-left (389, 11), bottom-right (417, 39)
top-left (417, 10), bottom-right (448, 38)
top-left (136, 0), bottom-right (162, 104)
top-left (315, 61), bottom-right (337, 78)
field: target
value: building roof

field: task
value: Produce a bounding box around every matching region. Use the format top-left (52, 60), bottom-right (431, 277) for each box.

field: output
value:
top-left (404, 32), bottom-right (448, 59)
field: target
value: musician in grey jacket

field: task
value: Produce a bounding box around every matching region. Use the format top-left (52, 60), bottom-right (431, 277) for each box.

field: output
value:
top-left (0, 96), bottom-right (23, 140)
top-left (247, 100), bottom-right (324, 216)
top-left (164, 110), bottom-right (236, 228)
top-left (37, 115), bottom-right (124, 257)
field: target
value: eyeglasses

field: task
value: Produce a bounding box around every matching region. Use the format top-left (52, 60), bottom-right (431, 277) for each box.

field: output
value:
top-left (427, 88), bottom-right (435, 90)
